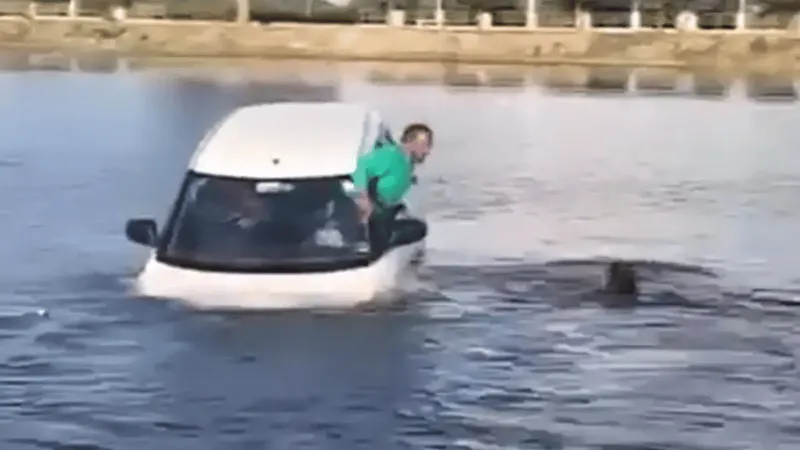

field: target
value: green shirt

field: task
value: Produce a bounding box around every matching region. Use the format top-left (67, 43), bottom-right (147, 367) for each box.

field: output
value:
top-left (351, 142), bottom-right (413, 209)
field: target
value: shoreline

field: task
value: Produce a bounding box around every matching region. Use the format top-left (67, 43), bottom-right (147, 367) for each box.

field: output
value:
top-left (1, 18), bottom-right (800, 75)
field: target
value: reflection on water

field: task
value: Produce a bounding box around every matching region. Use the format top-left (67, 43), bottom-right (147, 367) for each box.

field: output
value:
top-left (693, 75), bottom-right (730, 98)
top-left (2, 50), bottom-right (796, 102)
top-left (747, 75), bottom-right (799, 102)
top-left (443, 65), bottom-right (528, 90)
top-left (75, 54), bottom-right (122, 74)
top-left (585, 67), bottom-right (630, 94)
top-left (634, 68), bottom-right (682, 95)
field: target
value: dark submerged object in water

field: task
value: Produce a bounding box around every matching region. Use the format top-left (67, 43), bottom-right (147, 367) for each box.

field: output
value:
top-left (431, 257), bottom-right (722, 310)
top-left (604, 261), bottom-right (639, 295)
top-left (597, 260), bottom-right (640, 308)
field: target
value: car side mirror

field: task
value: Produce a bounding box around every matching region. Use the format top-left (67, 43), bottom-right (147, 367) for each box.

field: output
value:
top-left (389, 218), bottom-right (427, 248)
top-left (125, 218), bottom-right (158, 248)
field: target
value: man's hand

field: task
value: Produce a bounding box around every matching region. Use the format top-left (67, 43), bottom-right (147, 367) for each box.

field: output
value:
top-left (355, 193), bottom-right (373, 223)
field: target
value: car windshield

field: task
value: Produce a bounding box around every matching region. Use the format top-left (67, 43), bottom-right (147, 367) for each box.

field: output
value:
top-left (159, 172), bottom-right (370, 270)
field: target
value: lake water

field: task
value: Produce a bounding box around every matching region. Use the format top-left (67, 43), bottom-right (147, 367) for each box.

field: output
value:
top-left (1, 54), bottom-right (799, 449)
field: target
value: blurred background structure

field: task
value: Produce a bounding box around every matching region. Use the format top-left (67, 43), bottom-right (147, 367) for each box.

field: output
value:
top-left (1, 0), bottom-right (799, 29)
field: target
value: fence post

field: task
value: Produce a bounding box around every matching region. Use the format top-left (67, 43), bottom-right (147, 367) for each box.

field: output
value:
top-left (236, 0), bottom-right (249, 23)
top-left (676, 10), bottom-right (698, 30)
top-left (575, 7), bottom-right (592, 30)
top-left (526, 0), bottom-right (537, 28)
top-left (630, 0), bottom-right (641, 29)
top-left (110, 4), bottom-right (127, 20)
top-left (735, 0), bottom-right (746, 30)
top-left (67, 0), bottom-right (79, 17)
top-left (386, 9), bottom-right (405, 26)
top-left (477, 11), bottom-right (492, 29)
top-left (434, 0), bottom-right (444, 28)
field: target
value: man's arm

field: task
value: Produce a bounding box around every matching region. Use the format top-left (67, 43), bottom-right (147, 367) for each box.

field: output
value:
top-left (351, 152), bottom-right (376, 220)
top-left (351, 144), bottom-right (410, 210)
top-left (373, 149), bottom-right (412, 206)
top-left (351, 152), bottom-right (372, 192)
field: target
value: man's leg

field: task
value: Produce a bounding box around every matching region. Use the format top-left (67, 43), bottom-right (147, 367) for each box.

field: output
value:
top-left (367, 204), bottom-right (408, 256)
top-left (368, 210), bottom-right (390, 256)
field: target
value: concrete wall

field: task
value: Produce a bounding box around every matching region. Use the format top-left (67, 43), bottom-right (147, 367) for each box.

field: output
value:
top-left (1, 16), bottom-right (800, 74)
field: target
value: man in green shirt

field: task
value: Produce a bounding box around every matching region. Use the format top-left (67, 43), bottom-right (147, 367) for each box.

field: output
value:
top-left (351, 123), bottom-right (434, 221)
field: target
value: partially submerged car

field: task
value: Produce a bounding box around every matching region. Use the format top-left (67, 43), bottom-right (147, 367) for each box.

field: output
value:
top-left (125, 102), bottom-right (427, 310)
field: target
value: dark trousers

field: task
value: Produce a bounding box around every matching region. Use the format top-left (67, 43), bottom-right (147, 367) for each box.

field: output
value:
top-left (368, 204), bottom-right (405, 255)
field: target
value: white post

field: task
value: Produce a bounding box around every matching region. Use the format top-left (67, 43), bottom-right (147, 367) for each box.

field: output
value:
top-left (387, 9), bottom-right (405, 26)
top-left (630, 0), bottom-right (641, 29)
top-left (526, 0), bottom-right (537, 28)
top-left (736, 0), bottom-right (746, 30)
top-left (236, 0), bottom-right (250, 23)
top-left (790, 13), bottom-right (800, 33)
top-left (67, 0), bottom-right (79, 18)
top-left (575, 4), bottom-right (592, 30)
top-left (435, 0), bottom-right (444, 28)
top-left (110, 5), bottom-right (127, 21)
top-left (477, 11), bottom-right (493, 28)
top-left (574, 4), bottom-right (579, 29)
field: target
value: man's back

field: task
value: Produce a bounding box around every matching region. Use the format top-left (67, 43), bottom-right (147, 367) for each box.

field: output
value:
top-left (351, 142), bottom-right (413, 209)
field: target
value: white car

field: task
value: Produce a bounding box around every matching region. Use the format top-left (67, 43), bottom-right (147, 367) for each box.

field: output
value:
top-left (125, 102), bottom-right (427, 310)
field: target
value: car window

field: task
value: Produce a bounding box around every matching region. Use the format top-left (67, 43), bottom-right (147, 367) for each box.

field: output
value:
top-left (159, 173), bottom-right (370, 271)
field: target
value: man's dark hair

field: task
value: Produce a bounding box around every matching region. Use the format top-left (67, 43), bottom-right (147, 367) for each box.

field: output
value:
top-left (401, 123), bottom-right (433, 146)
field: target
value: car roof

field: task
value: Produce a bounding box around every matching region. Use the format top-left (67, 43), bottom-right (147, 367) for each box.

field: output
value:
top-left (189, 102), bottom-right (374, 179)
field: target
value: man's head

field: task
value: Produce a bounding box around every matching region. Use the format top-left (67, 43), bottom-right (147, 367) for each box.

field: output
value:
top-left (401, 123), bottom-right (433, 165)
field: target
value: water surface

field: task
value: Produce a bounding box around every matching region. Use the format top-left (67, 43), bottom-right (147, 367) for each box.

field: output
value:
top-left (1, 56), bottom-right (800, 449)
